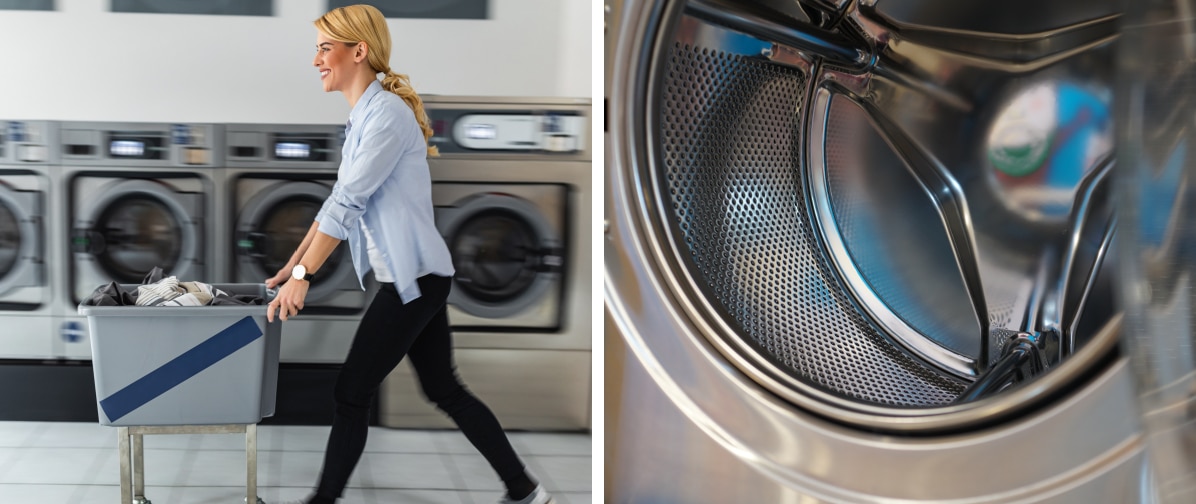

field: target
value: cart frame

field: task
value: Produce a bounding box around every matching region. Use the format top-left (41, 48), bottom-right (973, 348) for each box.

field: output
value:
top-left (116, 423), bottom-right (264, 504)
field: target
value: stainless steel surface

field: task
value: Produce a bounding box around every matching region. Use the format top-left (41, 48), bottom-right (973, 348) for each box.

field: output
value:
top-left (118, 426), bottom-right (131, 504)
top-left (379, 97), bottom-right (592, 430)
top-left (0, 121), bottom-right (56, 359)
top-left (605, 296), bottom-right (1142, 502)
top-left (607, 0), bottom-right (1146, 501)
top-left (609, 0), bottom-right (1123, 430)
top-left (117, 424), bottom-right (262, 504)
top-left (1118, 1), bottom-right (1196, 502)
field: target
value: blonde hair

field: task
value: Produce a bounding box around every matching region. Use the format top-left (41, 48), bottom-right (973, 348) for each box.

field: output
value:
top-left (315, 4), bottom-right (439, 156)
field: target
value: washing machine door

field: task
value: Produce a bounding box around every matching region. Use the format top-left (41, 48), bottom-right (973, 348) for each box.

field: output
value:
top-left (607, 0), bottom-right (1140, 502)
top-left (236, 180), bottom-right (356, 305)
top-left (0, 181), bottom-right (42, 299)
top-left (437, 193), bottom-right (563, 319)
top-left (74, 179), bottom-right (202, 286)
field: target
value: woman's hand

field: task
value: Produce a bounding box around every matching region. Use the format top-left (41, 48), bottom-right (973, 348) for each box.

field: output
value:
top-left (267, 277), bottom-right (310, 322)
top-left (265, 265), bottom-right (292, 290)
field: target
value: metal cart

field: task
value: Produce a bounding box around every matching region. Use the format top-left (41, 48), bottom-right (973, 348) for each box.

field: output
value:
top-left (117, 424), bottom-right (264, 504)
top-left (78, 283), bottom-right (280, 504)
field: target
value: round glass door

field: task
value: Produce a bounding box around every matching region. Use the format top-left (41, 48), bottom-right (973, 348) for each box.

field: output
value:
top-left (95, 195), bottom-right (182, 282)
top-left (450, 210), bottom-right (542, 303)
top-left (253, 197), bottom-right (343, 285)
top-left (0, 203), bottom-right (20, 280)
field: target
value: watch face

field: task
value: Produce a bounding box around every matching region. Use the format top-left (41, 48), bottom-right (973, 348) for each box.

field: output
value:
top-left (292, 264), bottom-right (306, 279)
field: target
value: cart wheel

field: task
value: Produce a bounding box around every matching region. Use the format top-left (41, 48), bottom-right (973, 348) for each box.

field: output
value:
top-left (243, 497), bottom-right (264, 504)
top-left (132, 498), bottom-right (151, 504)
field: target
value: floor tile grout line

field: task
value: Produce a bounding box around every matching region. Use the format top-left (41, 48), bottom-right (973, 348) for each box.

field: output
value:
top-left (0, 424), bottom-right (591, 497)
top-left (430, 432), bottom-right (477, 504)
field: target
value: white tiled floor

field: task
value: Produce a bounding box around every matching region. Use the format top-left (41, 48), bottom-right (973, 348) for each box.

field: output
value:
top-left (0, 421), bottom-right (592, 504)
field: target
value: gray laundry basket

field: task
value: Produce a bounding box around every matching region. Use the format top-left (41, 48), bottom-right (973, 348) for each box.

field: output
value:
top-left (78, 283), bottom-right (280, 426)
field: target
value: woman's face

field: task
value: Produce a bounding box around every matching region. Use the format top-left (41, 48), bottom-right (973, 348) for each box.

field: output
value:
top-left (313, 32), bottom-right (356, 93)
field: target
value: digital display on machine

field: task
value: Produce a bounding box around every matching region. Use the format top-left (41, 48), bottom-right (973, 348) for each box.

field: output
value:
top-left (466, 124), bottom-right (497, 140)
top-left (109, 140), bottom-right (145, 157)
top-left (275, 142), bottom-right (311, 159)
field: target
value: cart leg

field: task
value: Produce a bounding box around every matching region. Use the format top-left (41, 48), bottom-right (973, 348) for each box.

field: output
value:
top-left (118, 427), bottom-right (132, 504)
top-left (246, 423), bottom-right (260, 504)
top-left (133, 432), bottom-right (147, 502)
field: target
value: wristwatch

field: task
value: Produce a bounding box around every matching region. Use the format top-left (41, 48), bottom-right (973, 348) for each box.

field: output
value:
top-left (291, 264), bottom-right (315, 282)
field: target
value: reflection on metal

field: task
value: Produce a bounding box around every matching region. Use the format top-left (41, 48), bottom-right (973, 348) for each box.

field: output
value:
top-left (986, 83), bottom-right (1113, 223)
top-left (684, 0), bottom-right (870, 69)
top-left (808, 88), bottom-right (978, 378)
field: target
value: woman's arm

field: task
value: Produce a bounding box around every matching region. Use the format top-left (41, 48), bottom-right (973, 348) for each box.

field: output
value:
top-left (267, 223), bottom-right (343, 321)
top-left (296, 229), bottom-right (342, 278)
top-left (265, 221), bottom-right (321, 289)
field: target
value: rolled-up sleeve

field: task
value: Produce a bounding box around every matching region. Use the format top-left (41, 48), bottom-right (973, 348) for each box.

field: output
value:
top-left (315, 108), bottom-right (412, 239)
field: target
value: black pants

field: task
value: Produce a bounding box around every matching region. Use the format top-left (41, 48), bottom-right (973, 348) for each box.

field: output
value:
top-left (315, 274), bottom-right (527, 499)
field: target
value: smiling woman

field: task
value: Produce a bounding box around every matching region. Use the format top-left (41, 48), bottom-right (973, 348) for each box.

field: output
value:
top-left (267, 5), bottom-right (551, 504)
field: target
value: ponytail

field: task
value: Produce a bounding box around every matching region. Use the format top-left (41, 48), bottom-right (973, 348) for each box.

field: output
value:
top-left (314, 5), bottom-right (438, 157)
top-left (380, 70), bottom-right (439, 157)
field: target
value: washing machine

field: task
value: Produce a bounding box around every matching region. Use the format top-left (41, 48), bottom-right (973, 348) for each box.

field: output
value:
top-left (224, 123), bottom-right (368, 364)
top-left (379, 97), bottom-right (592, 430)
top-left (55, 121), bottom-right (224, 360)
top-left (0, 121), bottom-right (57, 359)
top-left (607, 0), bottom-right (1147, 502)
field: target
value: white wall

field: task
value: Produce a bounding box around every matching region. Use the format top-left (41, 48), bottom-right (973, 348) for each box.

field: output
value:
top-left (0, 0), bottom-right (592, 124)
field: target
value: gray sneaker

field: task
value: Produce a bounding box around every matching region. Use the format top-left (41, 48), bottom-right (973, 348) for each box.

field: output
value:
top-left (499, 484), bottom-right (553, 504)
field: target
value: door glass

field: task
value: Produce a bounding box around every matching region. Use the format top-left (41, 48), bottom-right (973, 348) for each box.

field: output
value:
top-left (258, 198), bottom-right (343, 284)
top-left (450, 210), bottom-right (539, 302)
top-left (95, 196), bottom-right (182, 282)
top-left (0, 203), bottom-right (20, 279)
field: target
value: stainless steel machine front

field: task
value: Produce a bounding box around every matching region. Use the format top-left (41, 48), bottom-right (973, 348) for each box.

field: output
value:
top-left (380, 96), bottom-right (592, 431)
top-left (0, 120), bottom-right (56, 359)
top-left (607, 0), bottom-right (1148, 501)
top-left (56, 121), bottom-right (223, 360)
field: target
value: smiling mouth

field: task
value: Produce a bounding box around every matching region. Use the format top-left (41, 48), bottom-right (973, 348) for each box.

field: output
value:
top-left (320, 70), bottom-right (330, 79)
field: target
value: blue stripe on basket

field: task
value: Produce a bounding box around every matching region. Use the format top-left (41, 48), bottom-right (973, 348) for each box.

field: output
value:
top-left (99, 316), bottom-right (263, 423)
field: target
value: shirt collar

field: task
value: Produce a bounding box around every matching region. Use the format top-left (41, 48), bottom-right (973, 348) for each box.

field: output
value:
top-left (348, 80), bottom-right (384, 130)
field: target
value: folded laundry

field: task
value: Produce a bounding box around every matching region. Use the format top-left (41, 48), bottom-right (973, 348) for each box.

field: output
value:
top-left (82, 267), bottom-right (266, 307)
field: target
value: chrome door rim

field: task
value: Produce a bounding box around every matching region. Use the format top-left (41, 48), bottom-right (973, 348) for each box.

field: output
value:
top-left (607, 0), bottom-right (1122, 432)
top-left (0, 183), bottom-right (41, 297)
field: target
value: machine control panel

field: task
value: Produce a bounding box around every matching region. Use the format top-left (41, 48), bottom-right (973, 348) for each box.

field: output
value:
top-left (427, 109), bottom-right (588, 156)
top-left (1, 121), bottom-right (57, 164)
top-left (224, 124), bottom-right (343, 169)
top-left (58, 122), bottom-right (222, 167)
top-left (450, 113), bottom-right (584, 152)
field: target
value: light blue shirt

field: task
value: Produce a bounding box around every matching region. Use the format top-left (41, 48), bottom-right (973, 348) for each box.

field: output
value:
top-left (314, 80), bottom-right (454, 303)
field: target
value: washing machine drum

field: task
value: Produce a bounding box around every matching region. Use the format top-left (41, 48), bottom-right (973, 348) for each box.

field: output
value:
top-left (609, 0), bottom-right (1122, 432)
top-left (0, 184), bottom-right (41, 297)
top-left (437, 193), bottom-right (562, 319)
top-left (77, 180), bottom-right (202, 284)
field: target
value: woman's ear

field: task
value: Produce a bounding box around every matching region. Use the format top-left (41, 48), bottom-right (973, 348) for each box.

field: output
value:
top-left (355, 42), bottom-right (368, 63)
